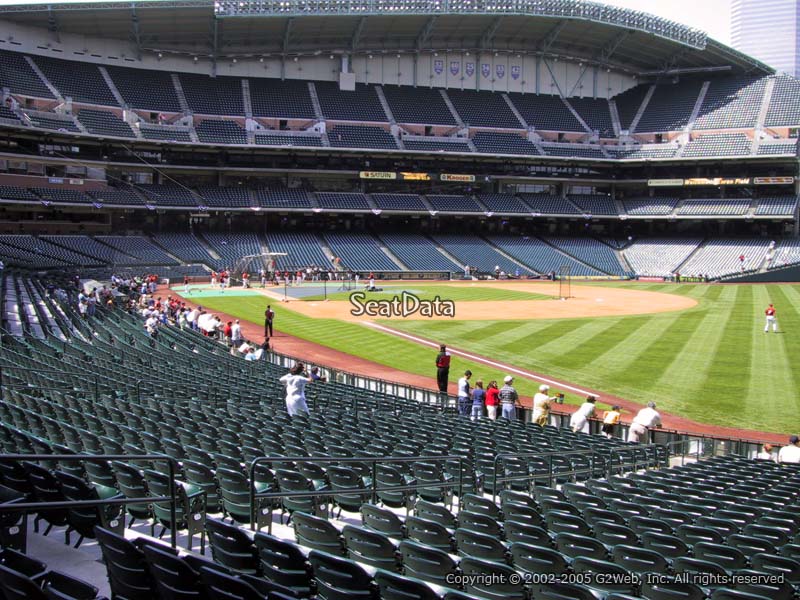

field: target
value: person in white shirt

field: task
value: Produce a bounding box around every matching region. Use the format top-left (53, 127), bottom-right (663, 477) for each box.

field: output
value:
top-left (457, 370), bottom-right (472, 416)
top-left (186, 307), bottom-right (199, 330)
top-left (279, 363), bottom-right (313, 416)
top-left (627, 401), bottom-right (662, 443)
top-left (756, 443), bottom-right (776, 462)
top-left (569, 396), bottom-right (597, 434)
top-left (778, 435), bottom-right (800, 463)
top-left (230, 320), bottom-right (243, 346)
top-left (531, 384), bottom-right (558, 426)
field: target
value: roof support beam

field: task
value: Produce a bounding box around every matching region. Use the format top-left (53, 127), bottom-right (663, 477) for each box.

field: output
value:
top-left (47, 5), bottom-right (60, 43)
top-left (479, 16), bottom-right (503, 49)
top-left (283, 17), bottom-right (294, 55)
top-left (130, 4), bottom-right (142, 60)
top-left (210, 17), bottom-right (219, 75)
top-left (599, 30), bottom-right (633, 65)
top-left (415, 16), bottom-right (437, 51)
top-left (661, 48), bottom-right (690, 72)
top-left (351, 16), bottom-right (366, 52)
top-left (537, 19), bottom-right (567, 54)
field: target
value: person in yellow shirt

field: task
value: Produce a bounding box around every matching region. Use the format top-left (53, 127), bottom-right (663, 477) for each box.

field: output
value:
top-left (601, 405), bottom-right (621, 439)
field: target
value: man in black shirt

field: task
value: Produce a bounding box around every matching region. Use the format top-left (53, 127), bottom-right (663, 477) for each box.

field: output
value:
top-left (264, 305), bottom-right (274, 337)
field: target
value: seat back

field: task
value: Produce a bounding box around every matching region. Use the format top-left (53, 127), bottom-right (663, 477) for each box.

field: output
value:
top-left (611, 544), bottom-right (669, 574)
top-left (204, 518), bottom-right (258, 574)
top-left (397, 540), bottom-right (456, 585)
top-left (414, 501), bottom-right (456, 529)
top-left (509, 542), bottom-right (569, 574)
top-left (404, 516), bottom-right (452, 551)
top-left (459, 556), bottom-right (527, 600)
top-left (307, 550), bottom-right (376, 600)
top-left (342, 525), bottom-right (399, 571)
top-left (142, 544), bottom-right (203, 600)
top-left (198, 566), bottom-right (264, 600)
top-left (94, 526), bottom-right (157, 600)
top-left (454, 528), bottom-right (508, 562)
top-left (457, 511), bottom-right (503, 538)
top-left (504, 519), bottom-right (551, 547)
top-left (253, 531), bottom-right (313, 596)
top-left (373, 569), bottom-right (440, 600)
top-left (692, 541), bottom-right (748, 571)
top-left (292, 511), bottom-right (345, 556)
top-left (361, 503), bottom-right (405, 538)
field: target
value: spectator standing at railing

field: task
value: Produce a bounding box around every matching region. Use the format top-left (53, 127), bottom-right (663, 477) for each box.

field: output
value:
top-left (457, 370), bottom-right (472, 416)
top-left (470, 380), bottom-right (485, 421)
top-left (627, 402), bottom-right (662, 443)
top-left (499, 376), bottom-right (519, 420)
top-left (485, 381), bottom-right (499, 420)
top-left (601, 405), bottom-right (621, 439)
top-left (570, 396), bottom-right (597, 434)
top-left (756, 443), bottom-right (776, 462)
top-left (531, 384), bottom-right (556, 426)
top-left (231, 320), bottom-right (242, 347)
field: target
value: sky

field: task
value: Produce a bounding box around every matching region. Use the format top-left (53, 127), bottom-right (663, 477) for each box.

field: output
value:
top-left (0, 0), bottom-right (735, 46)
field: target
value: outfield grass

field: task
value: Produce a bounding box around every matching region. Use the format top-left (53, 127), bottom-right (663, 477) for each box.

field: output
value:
top-left (390, 282), bottom-right (800, 433)
top-left (301, 284), bottom-right (551, 302)
top-left (195, 282), bottom-right (800, 433)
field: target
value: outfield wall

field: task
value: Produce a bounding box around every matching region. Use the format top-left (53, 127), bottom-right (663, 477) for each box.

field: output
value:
top-left (722, 265), bottom-right (800, 283)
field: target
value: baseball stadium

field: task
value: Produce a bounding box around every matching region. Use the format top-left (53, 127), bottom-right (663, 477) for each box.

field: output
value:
top-left (0, 0), bottom-right (798, 598)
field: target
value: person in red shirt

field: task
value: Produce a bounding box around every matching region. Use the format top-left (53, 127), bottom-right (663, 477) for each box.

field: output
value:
top-left (485, 380), bottom-right (500, 420)
top-left (765, 303), bottom-right (778, 333)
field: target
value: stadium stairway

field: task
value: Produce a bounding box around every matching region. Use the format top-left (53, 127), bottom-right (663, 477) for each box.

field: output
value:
top-left (673, 238), bottom-right (709, 274)
top-left (317, 234), bottom-right (339, 268)
top-left (374, 239), bottom-right (409, 270)
top-left (612, 241), bottom-right (635, 274)
top-left (686, 81), bottom-right (711, 133)
top-left (147, 237), bottom-right (184, 266)
top-left (194, 233), bottom-right (223, 263)
top-left (540, 237), bottom-right (623, 276)
top-left (429, 238), bottom-right (464, 271)
top-left (480, 237), bottom-right (543, 275)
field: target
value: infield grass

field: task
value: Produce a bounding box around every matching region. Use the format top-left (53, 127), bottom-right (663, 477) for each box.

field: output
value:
top-left (195, 282), bottom-right (800, 433)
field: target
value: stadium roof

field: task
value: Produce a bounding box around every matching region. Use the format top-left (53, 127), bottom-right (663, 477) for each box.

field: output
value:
top-left (0, 0), bottom-right (773, 76)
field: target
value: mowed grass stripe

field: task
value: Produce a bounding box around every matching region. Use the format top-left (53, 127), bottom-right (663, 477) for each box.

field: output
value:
top-left (745, 286), bottom-right (794, 431)
top-left (521, 320), bottom-right (621, 360)
top-left (546, 317), bottom-right (643, 370)
top-left (698, 285), bottom-right (755, 428)
top-left (652, 285), bottom-right (739, 415)
top-left (751, 285), bottom-right (800, 429)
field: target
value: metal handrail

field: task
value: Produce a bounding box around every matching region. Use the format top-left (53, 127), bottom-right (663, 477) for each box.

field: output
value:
top-left (490, 448), bottom-right (605, 502)
top-left (605, 444), bottom-right (670, 477)
top-left (248, 454), bottom-right (464, 530)
top-left (0, 453), bottom-right (180, 548)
